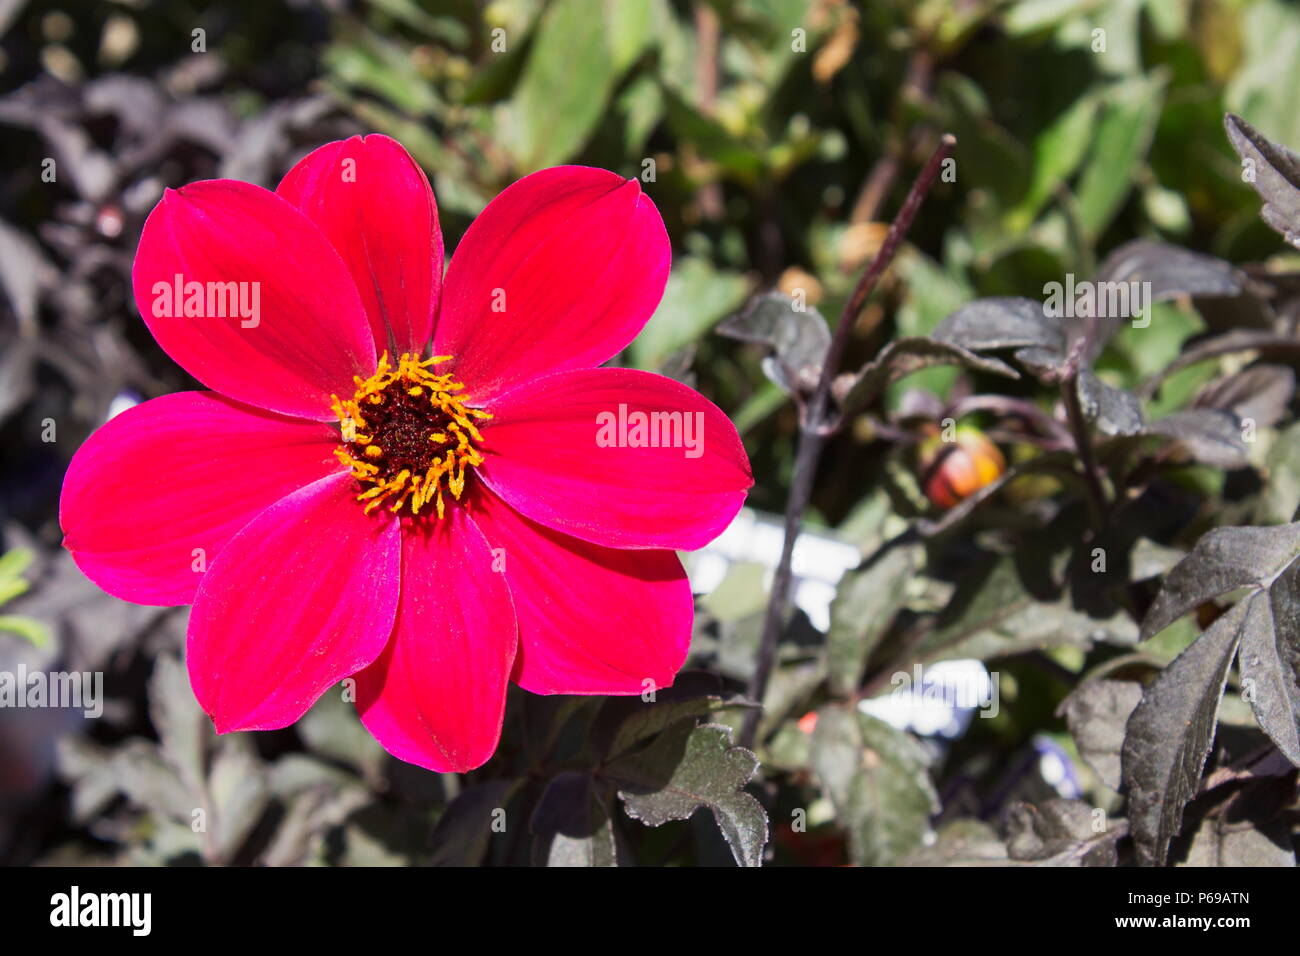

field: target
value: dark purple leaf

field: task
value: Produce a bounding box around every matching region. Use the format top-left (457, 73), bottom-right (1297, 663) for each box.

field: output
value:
top-left (718, 292), bottom-right (829, 396)
top-left (1140, 523), bottom-right (1300, 639)
top-left (1123, 598), bottom-right (1253, 866)
top-left (608, 720), bottom-right (766, 867)
top-left (836, 336), bottom-right (1018, 414)
top-left (1193, 364), bottom-right (1295, 428)
top-left (1077, 369), bottom-right (1144, 435)
top-left (1094, 240), bottom-right (1243, 302)
top-left (1005, 799), bottom-right (1119, 866)
top-left (1237, 557), bottom-right (1300, 767)
top-left (429, 779), bottom-right (525, 867)
top-left (1144, 408), bottom-right (1249, 469)
top-left (529, 772), bottom-right (618, 867)
top-left (809, 706), bottom-right (937, 866)
top-left (1225, 113), bottom-right (1300, 249)
top-left (1059, 679), bottom-right (1144, 791)
top-left (933, 296), bottom-right (1063, 354)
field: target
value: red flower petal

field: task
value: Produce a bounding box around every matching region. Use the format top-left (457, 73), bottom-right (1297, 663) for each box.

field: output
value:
top-left (277, 135), bottom-right (442, 356)
top-left (472, 492), bottom-right (691, 695)
top-left (478, 368), bottom-right (752, 550)
top-left (60, 392), bottom-right (341, 606)
top-left (188, 472), bottom-right (400, 732)
top-left (132, 180), bottom-right (376, 420)
top-left (435, 166), bottom-right (669, 400)
top-left (355, 508), bottom-right (516, 772)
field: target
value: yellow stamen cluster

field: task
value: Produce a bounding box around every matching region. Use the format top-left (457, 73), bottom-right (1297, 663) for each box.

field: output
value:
top-left (331, 352), bottom-right (491, 518)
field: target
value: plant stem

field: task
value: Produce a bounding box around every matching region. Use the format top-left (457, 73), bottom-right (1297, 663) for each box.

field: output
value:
top-left (1059, 374), bottom-right (1108, 530)
top-left (739, 134), bottom-right (956, 749)
top-left (948, 393), bottom-right (1072, 446)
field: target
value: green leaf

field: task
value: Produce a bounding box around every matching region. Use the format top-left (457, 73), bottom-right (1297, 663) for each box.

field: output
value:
top-left (894, 249), bottom-right (976, 331)
top-left (363, 0), bottom-right (469, 44)
top-left (1074, 73), bottom-right (1166, 239)
top-left (662, 90), bottom-right (765, 181)
top-left (511, 0), bottom-right (618, 168)
top-left (0, 614), bottom-right (50, 647)
top-left (618, 74), bottom-right (665, 154)
top-left (323, 29), bottom-right (441, 117)
top-left (810, 706), bottom-right (938, 866)
top-left (934, 73), bottom-right (1031, 212)
top-left (603, 0), bottom-right (657, 73)
top-left (1002, 0), bottom-right (1096, 36)
top-left (609, 720), bottom-right (767, 867)
top-left (827, 541), bottom-right (923, 694)
top-left (0, 546), bottom-right (34, 586)
top-left (1006, 91), bottom-right (1100, 231)
top-left (630, 256), bottom-right (749, 371)
top-left (0, 546), bottom-right (34, 607)
top-left (1225, 0), bottom-right (1300, 172)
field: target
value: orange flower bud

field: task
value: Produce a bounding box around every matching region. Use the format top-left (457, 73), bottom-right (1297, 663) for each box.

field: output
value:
top-left (918, 424), bottom-right (1006, 510)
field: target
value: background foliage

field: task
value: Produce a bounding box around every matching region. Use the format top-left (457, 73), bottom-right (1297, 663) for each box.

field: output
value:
top-left (2, 0), bottom-right (1300, 866)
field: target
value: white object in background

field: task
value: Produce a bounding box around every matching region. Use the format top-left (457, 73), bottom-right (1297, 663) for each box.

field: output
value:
top-left (858, 659), bottom-right (995, 740)
top-left (686, 508), bottom-right (861, 631)
top-left (105, 390), bottom-right (142, 421)
top-left (690, 508), bottom-right (996, 745)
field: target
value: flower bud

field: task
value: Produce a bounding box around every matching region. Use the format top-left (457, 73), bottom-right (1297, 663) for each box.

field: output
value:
top-left (918, 423), bottom-right (1006, 510)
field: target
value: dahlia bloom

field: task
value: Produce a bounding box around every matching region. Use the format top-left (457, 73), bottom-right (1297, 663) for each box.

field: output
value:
top-left (60, 135), bottom-right (752, 772)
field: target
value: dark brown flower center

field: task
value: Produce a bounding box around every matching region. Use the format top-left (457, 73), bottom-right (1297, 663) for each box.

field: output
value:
top-left (331, 352), bottom-right (491, 518)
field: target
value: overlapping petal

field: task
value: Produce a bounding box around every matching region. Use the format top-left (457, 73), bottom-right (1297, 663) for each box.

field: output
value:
top-left (355, 508), bottom-right (516, 772)
top-left (187, 472), bottom-right (401, 733)
top-left (132, 180), bottom-right (376, 420)
top-left (277, 135), bottom-right (442, 356)
top-left (60, 392), bottom-right (342, 606)
top-left (470, 492), bottom-right (691, 695)
top-left (478, 368), bottom-right (752, 550)
top-left (435, 166), bottom-right (670, 400)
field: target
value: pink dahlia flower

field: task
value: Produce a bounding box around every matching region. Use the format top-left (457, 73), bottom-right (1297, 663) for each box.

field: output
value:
top-left (60, 135), bottom-right (753, 772)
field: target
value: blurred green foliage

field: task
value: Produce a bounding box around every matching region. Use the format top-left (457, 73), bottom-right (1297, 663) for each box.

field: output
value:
top-left (319, 0), bottom-right (1300, 520)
